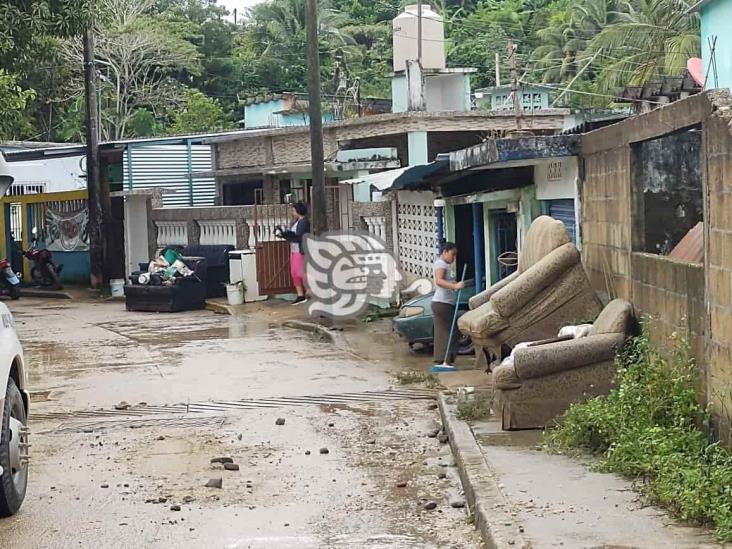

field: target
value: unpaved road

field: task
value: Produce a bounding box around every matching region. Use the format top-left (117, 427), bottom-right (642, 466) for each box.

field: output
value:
top-left (0, 299), bottom-right (482, 548)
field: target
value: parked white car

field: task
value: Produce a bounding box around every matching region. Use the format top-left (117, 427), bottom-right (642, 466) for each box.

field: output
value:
top-left (0, 302), bottom-right (29, 517)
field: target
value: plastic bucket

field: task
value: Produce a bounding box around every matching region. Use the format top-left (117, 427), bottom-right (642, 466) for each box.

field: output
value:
top-left (226, 283), bottom-right (244, 306)
top-left (110, 278), bottom-right (125, 297)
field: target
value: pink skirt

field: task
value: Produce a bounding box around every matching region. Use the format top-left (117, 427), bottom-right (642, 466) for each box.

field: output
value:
top-left (290, 252), bottom-right (305, 287)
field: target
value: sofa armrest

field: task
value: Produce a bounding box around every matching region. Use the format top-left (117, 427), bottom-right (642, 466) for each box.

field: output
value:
top-left (513, 333), bottom-right (626, 380)
top-left (491, 243), bottom-right (580, 318)
top-left (468, 271), bottom-right (519, 310)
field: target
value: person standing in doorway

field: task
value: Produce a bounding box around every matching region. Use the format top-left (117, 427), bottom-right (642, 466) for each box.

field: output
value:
top-left (432, 242), bottom-right (464, 365)
top-left (278, 202), bottom-right (310, 305)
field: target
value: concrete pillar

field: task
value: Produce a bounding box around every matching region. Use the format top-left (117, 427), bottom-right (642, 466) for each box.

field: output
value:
top-left (123, 194), bottom-right (152, 276)
top-left (407, 131), bottom-right (428, 166)
top-left (435, 198), bottom-right (445, 253)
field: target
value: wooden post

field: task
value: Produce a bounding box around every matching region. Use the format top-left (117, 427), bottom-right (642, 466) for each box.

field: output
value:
top-left (83, 29), bottom-right (104, 288)
top-left (305, 0), bottom-right (327, 234)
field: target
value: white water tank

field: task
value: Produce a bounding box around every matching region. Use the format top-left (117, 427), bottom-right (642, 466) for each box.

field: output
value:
top-left (392, 4), bottom-right (446, 72)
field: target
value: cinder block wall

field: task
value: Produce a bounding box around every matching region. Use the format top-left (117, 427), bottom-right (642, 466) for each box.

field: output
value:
top-left (580, 90), bottom-right (732, 434)
top-left (704, 107), bottom-right (732, 435)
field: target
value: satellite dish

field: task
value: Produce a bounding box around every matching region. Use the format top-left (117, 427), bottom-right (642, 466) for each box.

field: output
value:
top-left (687, 58), bottom-right (704, 87)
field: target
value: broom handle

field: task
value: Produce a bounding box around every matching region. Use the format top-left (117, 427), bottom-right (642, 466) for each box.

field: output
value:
top-left (443, 264), bottom-right (469, 365)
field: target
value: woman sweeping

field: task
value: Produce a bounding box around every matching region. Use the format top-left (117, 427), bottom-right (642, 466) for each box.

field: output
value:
top-left (278, 202), bottom-right (310, 305)
top-left (432, 242), bottom-right (464, 366)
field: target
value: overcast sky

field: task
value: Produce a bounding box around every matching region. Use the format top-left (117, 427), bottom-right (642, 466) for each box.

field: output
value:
top-left (216, 0), bottom-right (265, 18)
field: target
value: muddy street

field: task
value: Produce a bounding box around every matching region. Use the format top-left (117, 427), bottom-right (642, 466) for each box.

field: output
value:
top-left (0, 299), bottom-right (481, 548)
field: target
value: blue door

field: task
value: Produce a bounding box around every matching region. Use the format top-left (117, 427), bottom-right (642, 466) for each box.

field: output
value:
top-left (493, 211), bottom-right (517, 282)
top-left (547, 199), bottom-right (576, 244)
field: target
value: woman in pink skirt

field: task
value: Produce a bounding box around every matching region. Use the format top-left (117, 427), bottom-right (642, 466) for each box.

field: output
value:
top-left (278, 202), bottom-right (310, 305)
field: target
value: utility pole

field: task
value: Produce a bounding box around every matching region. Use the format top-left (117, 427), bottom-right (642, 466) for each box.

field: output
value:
top-left (508, 40), bottom-right (522, 131)
top-left (83, 29), bottom-right (104, 289)
top-left (305, 0), bottom-right (327, 234)
top-left (416, 0), bottom-right (422, 62)
top-left (495, 52), bottom-right (501, 86)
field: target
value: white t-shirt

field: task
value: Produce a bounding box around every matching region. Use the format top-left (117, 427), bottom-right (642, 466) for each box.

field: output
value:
top-left (432, 258), bottom-right (457, 305)
top-left (289, 219), bottom-right (301, 254)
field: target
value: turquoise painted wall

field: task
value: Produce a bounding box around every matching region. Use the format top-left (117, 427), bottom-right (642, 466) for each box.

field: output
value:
top-left (244, 100), bottom-right (285, 129)
top-left (245, 100), bottom-right (336, 128)
top-left (391, 75), bottom-right (408, 113)
top-left (702, 0), bottom-right (732, 90)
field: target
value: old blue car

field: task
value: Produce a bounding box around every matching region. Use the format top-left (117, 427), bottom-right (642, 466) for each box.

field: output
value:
top-left (392, 279), bottom-right (480, 355)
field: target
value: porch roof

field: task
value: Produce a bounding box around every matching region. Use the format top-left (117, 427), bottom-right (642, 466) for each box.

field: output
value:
top-left (449, 135), bottom-right (580, 172)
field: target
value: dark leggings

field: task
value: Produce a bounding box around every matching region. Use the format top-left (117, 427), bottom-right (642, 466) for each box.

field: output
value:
top-left (432, 301), bottom-right (457, 364)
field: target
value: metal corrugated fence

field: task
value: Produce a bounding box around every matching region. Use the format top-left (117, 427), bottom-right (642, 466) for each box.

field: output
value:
top-left (123, 144), bottom-right (215, 207)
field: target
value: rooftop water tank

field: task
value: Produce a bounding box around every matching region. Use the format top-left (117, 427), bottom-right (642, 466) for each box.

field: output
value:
top-left (392, 4), bottom-right (446, 72)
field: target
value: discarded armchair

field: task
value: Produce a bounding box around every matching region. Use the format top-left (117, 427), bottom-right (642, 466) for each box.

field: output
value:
top-left (458, 215), bottom-right (602, 365)
top-left (492, 299), bottom-right (636, 429)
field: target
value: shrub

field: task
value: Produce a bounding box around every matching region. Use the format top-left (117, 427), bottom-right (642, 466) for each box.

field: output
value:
top-left (547, 328), bottom-right (732, 541)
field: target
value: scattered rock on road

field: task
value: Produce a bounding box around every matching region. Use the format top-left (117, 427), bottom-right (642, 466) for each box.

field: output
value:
top-left (305, 450), bottom-right (311, 455)
top-left (275, 418), bottom-right (286, 426)
top-left (450, 498), bottom-right (466, 509)
top-left (205, 478), bottom-right (223, 489)
top-left (100, 483), bottom-right (109, 489)
top-left (427, 428), bottom-right (440, 438)
top-left (114, 401), bottom-right (130, 410)
top-left (427, 403), bottom-right (438, 410)
top-left (423, 501), bottom-right (437, 510)
top-left (182, 495), bottom-right (195, 503)
top-left (319, 448), bottom-right (330, 455)
top-left (210, 457), bottom-right (233, 464)
top-left (170, 505), bottom-right (181, 511)
top-left (224, 463), bottom-right (240, 471)
top-left (395, 480), bottom-right (407, 488)
top-left (437, 432), bottom-right (449, 444)
top-left (437, 472), bottom-right (447, 479)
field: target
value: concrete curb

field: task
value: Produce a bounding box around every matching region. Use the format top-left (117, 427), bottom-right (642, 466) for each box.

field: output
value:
top-left (19, 288), bottom-right (73, 300)
top-left (205, 300), bottom-right (233, 315)
top-left (438, 393), bottom-right (531, 549)
top-left (281, 320), bottom-right (339, 344)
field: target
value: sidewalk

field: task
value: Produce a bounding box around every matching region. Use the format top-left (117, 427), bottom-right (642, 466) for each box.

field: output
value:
top-left (438, 390), bottom-right (722, 549)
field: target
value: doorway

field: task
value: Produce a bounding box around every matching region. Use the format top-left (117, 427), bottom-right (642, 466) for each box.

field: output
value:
top-left (493, 211), bottom-right (517, 282)
top-left (453, 203), bottom-right (484, 283)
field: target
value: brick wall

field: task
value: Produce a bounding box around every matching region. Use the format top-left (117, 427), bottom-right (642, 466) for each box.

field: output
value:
top-left (213, 110), bottom-right (568, 173)
top-left (704, 107), bottom-right (732, 435)
top-left (580, 90), bottom-right (732, 436)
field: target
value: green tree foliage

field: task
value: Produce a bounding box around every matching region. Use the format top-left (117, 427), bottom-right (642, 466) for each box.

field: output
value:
top-left (1, 0), bottom-right (703, 140)
top-left (167, 89), bottom-right (228, 135)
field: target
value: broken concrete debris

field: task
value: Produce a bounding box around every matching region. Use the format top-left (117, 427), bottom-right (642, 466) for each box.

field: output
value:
top-left (205, 478), bottom-right (223, 489)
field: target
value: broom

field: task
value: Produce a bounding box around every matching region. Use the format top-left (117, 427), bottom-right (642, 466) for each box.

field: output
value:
top-left (430, 263), bottom-right (468, 373)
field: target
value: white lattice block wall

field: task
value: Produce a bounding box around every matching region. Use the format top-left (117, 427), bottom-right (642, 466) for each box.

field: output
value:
top-left (198, 220), bottom-right (237, 246)
top-left (156, 221), bottom-right (188, 247)
top-left (397, 202), bottom-right (436, 279)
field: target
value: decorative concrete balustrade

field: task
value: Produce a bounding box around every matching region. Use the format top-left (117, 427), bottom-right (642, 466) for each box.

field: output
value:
top-left (150, 204), bottom-right (291, 250)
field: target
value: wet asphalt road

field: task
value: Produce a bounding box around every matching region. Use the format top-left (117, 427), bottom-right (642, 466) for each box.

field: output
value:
top-left (0, 299), bottom-right (482, 548)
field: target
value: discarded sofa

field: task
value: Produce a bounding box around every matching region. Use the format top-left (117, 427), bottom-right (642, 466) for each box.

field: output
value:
top-left (492, 299), bottom-right (635, 430)
top-left (458, 215), bottom-right (602, 364)
top-left (145, 244), bottom-right (234, 298)
top-left (125, 256), bottom-right (207, 313)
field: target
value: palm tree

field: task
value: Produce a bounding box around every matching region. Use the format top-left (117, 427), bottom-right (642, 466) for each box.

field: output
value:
top-left (586, 0), bottom-right (700, 93)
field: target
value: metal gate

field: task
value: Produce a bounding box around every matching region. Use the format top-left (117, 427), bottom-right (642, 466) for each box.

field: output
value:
top-left (253, 191), bottom-right (294, 295)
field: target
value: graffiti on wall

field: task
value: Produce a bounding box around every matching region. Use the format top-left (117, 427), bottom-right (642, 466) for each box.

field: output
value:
top-left (45, 207), bottom-right (89, 252)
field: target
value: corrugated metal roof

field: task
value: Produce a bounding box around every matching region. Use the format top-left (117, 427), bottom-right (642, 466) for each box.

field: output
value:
top-left (123, 144), bottom-right (215, 207)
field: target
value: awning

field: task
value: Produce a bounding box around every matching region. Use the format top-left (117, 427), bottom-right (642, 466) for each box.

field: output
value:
top-left (390, 159), bottom-right (450, 191)
top-left (340, 167), bottom-right (410, 191)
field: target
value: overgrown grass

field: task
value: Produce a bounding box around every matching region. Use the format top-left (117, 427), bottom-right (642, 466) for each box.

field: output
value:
top-left (547, 328), bottom-right (732, 541)
top-left (395, 370), bottom-right (439, 388)
top-left (456, 396), bottom-right (492, 421)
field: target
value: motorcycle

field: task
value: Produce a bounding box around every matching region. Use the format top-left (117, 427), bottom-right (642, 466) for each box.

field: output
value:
top-left (23, 228), bottom-right (63, 290)
top-left (0, 259), bottom-right (20, 300)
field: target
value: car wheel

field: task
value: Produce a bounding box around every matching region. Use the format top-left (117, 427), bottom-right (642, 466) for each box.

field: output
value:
top-left (456, 333), bottom-right (474, 356)
top-left (0, 377), bottom-right (28, 517)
